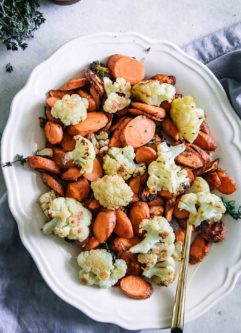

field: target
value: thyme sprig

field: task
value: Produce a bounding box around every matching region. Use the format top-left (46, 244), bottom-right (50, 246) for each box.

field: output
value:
top-left (222, 198), bottom-right (241, 220)
top-left (2, 154), bottom-right (27, 167)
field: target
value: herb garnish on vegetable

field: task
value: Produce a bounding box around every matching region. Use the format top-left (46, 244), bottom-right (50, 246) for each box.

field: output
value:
top-left (222, 198), bottom-right (241, 220)
top-left (2, 154), bottom-right (27, 167)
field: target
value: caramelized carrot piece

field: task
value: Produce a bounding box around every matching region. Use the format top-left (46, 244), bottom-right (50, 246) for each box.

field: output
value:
top-left (66, 178), bottom-right (90, 202)
top-left (49, 90), bottom-right (69, 99)
top-left (200, 121), bottom-right (210, 134)
top-left (165, 198), bottom-right (176, 222)
top-left (86, 236), bottom-right (100, 250)
top-left (61, 166), bottom-right (82, 181)
top-left (160, 100), bottom-right (171, 111)
top-left (149, 205), bottom-right (164, 217)
top-left (120, 275), bottom-right (153, 300)
top-left (41, 173), bottom-right (65, 196)
top-left (114, 209), bottom-right (134, 239)
top-left (174, 197), bottom-right (190, 219)
top-left (129, 176), bottom-right (141, 194)
top-left (78, 89), bottom-right (96, 112)
top-left (89, 86), bottom-right (100, 110)
top-left (67, 112), bottom-right (109, 136)
top-left (120, 116), bottom-right (156, 148)
top-left (44, 121), bottom-right (63, 145)
top-left (129, 201), bottom-right (150, 236)
top-left (128, 108), bottom-right (164, 121)
top-left (162, 118), bottom-right (180, 141)
top-left (132, 194), bottom-right (139, 202)
top-left (110, 56), bottom-right (145, 84)
top-left (93, 210), bottom-right (116, 243)
top-left (112, 236), bottom-right (140, 251)
top-left (216, 169), bottom-right (237, 194)
top-left (151, 73), bottom-right (176, 85)
top-left (46, 97), bottom-right (59, 108)
top-left (189, 235), bottom-right (209, 264)
top-left (193, 131), bottom-right (217, 151)
top-left (187, 144), bottom-right (211, 168)
top-left (60, 132), bottom-right (76, 152)
top-left (148, 197), bottom-right (164, 207)
top-left (175, 228), bottom-right (186, 245)
top-left (175, 146), bottom-right (203, 169)
top-left (115, 108), bottom-right (128, 116)
top-left (60, 77), bottom-right (88, 90)
top-left (131, 102), bottom-right (166, 119)
top-left (109, 117), bottom-right (132, 147)
top-left (86, 199), bottom-right (100, 211)
top-left (159, 190), bottom-right (173, 199)
top-left (201, 159), bottom-right (219, 175)
top-left (84, 69), bottom-right (104, 96)
top-left (118, 251), bottom-right (141, 275)
top-left (107, 54), bottom-right (123, 70)
top-left (53, 148), bottom-right (66, 170)
top-left (83, 158), bottom-right (103, 182)
top-left (101, 113), bottom-right (113, 131)
top-left (135, 146), bottom-right (157, 164)
top-left (27, 156), bottom-right (60, 174)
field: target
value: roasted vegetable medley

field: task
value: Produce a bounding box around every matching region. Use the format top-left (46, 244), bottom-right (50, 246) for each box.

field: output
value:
top-left (27, 54), bottom-right (237, 300)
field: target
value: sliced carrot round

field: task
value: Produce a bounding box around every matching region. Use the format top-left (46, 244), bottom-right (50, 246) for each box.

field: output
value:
top-left (120, 116), bottom-right (156, 148)
top-left (131, 102), bottom-right (166, 119)
top-left (114, 209), bottom-right (134, 239)
top-left (41, 173), bottom-right (65, 196)
top-left (67, 112), bottom-right (109, 136)
top-left (162, 118), bottom-right (180, 141)
top-left (93, 210), bottom-right (116, 243)
top-left (216, 169), bottom-right (237, 194)
top-left (112, 236), bottom-right (140, 251)
top-left (86, 236), bottom-right (100, 250)
top-left (135, 146), bottom-right (157, 164)
top-left (60, 132), bottom-right (76, 152)
top-left (120, 275), bottom-right (153, 300)
top-left (61, 166), bottom-right (82, 181)
top-left (110, 56), bottom-right (144, 84)
top-left (83, 158), bottom-right (103, 182)
top-left (27, 156), bottom-right (60, 174)
top-left (60, 77), bottom-right (88, 91)
top-left (44, 121), bottom-right (63, 145)
top-left (78, 89), bottom-right (96, 112)
top-left (66, 178), bottom-right (90, 202)
top-left (107, 54), bottom-right (123, 70)
top-left (46, 97), bottom-right (59, 108)
top-left (129, 201), bottom-right (150, 236)
top-left (173, 197), bottom-right (189, 220)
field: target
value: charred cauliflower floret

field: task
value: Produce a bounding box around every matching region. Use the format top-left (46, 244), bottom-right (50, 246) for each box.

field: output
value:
top-left (39, 190), bottom-right (57, 218)
top-left (170, 96), bottom-right (205, 143)
top-left (90, 131), bottom-right (109, 155)
top-left (51, 94), bottom-right (88, 126)
top-left (142, 257), bottom-right (176, 286)
top-left (65, 135), bottom-right (95, 173)
top-left (147, 143), bottom-right (190, 194)
top-left (131, 80), bottom-right (176, 106)
top-left (42, 197), bottom-right (91, 241)
top-left (187, 176), bottom-right (210, 194)
top-left (77, 249), bottom-right (127, 288)
top-left (103, 146), bottom-right (146, 180)
top-left (178, 192), bottom-right (226, 227)
top-left (91, 175), bottom-right (133, 210)
top-left (103, 77), bottom-right (131, 113)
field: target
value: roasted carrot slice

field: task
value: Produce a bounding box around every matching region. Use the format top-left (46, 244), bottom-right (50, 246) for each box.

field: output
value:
top-left (67, 112), bottom-right (109, 136)
top-left (129, 176), bottom-right (141, 194)
top-left (44, 121), bottom-right (63, 145)
top-left (175, 228), bottom-right (186, 245)
top-left (83, 158), bottom-right (103, 182)
top-left (78, 89), bottom-right (96, 112)
top-left (159, 190), bottom-right (173, 199)
top-left (66, 178), bottom-right (90, 202)
top-left (149, 205), bottom-right (164, 217)
top-left (175, 146), bottom-right (203, 169)
top-left (201, 159), bottom-right (219, 175)
top-left (112, 236), bottom-right (140, 251)
top-left (93, 210), bottom-right (116, 243)
top-left (115, 108), bottom-right (128, 116)
top-left (160, 100), bottom-right (171, 111)
top-left (216, 169), bottom-right (237, 194)
top-left (41, 173), bottom-right (65, 196)
top-left (129, 201), bottom-right (150, 236)
top-left (86, 236), bottom-right (100, 250)
top-left (60, 77), bottom-right (88, 91)
top-left (110, 56), bottom-right (145, 84)
top-left (120, 116), bottom-right (156, 148)
top-left (135, 146), bottom-right (157, 165)
top-left (89, 86), bottom-right (100, 110)
top-left (27, 156), bottom-right (60, 174)
top-left (118, 251), bottom-right (141, 275)
top-left (48, 90), bottom-right (70, 99)
top-left (165, 198), bottom-right (176, 222)
top-left (162, 118), bottom-right (180, 141)
top-left (174, 197), bottom-right (190, 219)
top-left (148, 197), bottom-right (164, 207)
top-left (60, 132), bottom-right (76, 152)
top-left (189, 235), bottom-right (209, 264)
top-left (151, 73), bottom-right (176, 85)
top-left (46, 97), bottom-right (59, 108)
top-left (131, 102), bottom-right (166, 119)
top-left (52, 148), bottom-right (66, 170)
top-left (187, 144), bottom-right (211, 168)
top-left (61, 166), bottom-right (82, 181)
top-left (107, 54), bottom-right (123, 70)
top-left (109, 117), bottom-right (132, 147)
top-left (86, 199), bottom-right (100, 211)
top-left (193, 131), bottom-right (217, 151)
top-left (120, 275), bottom-right (153, 300)
top-left (101, 113), bottom-right (113, 131)
top-left (114, 209), bottom-right (134, 239)
top-left (84, 69), bottom-right (104, 96)
top-left (200, 121), bottom-right (210, 134)
top-left (128, 108), bottom-right (164, 121)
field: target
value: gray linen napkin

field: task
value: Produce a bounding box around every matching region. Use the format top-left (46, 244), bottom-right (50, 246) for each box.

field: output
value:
top-left (0, 23), bottom-right (241, 333)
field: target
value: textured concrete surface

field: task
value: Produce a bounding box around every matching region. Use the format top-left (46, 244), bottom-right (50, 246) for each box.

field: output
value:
top-left (0, 0), bottom-right (241, 332)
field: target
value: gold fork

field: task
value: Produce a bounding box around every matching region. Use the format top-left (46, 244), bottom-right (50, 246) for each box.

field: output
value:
top-left (171, 222), bottom-right (193, 333)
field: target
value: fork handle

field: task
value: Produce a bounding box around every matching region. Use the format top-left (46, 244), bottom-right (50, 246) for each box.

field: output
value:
top-left (171, 222), bottom-right (192, 332)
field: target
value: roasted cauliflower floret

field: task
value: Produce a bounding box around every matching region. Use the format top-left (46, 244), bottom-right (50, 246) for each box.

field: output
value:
top-left (51, 94), bottom-right (88, 126)
top-left (142, 257), bottom-right (176, 286)
top-left (131, 80), bottom-right (176, 106)
top-left (103, 77), bottom-right (131, 113)
top-left (130, 216), bottom-right (175, 254)
top-left (90, 131), bottom-right (109, 155)
top-left (147, 143), bottom-right (190, 194)
top-left (65, 135), bottom-right (95, 173)
top-left (91, 175), bottom-right (133, 210)
top-left (39, 190), bottom-right (56, 218)
top-left (103, 146), bottom-right (146, 180)
top-left (77, 249), bottom-right (127, 288)
top-left (178, 192), bottom-right (226, 227)
top-left (42, 197), bottom-right (92, 241)
top-left (170, 96), bottom-right (205, 143)
top-left (187, 176), bottom-right (210, 194)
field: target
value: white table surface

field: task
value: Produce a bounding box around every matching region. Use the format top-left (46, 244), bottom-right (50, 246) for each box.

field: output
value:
top-left (0, 0), bottom-right (241, 332)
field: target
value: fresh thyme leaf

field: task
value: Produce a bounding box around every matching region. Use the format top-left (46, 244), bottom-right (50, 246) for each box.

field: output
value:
top-left (145, 47), bottom-right (151, 52)
top-left (222, 198), bottom-right (241, 220)
top-left (0, 0), bottom-right (45, 51)
top-left (6, 62), bottom-right (13, 72)
top-left (89, 61), bottom-right (111, 79)
top-left (2, 154), bottom-right (27, 167)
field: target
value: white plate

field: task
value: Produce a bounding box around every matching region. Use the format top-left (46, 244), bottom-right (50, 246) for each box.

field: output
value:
top-left (2, 33), bottom-right (241, 330)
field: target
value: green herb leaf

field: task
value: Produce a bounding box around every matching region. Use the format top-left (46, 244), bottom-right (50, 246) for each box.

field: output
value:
top-left (89, 61), bottom-right (111, 79)
top-left (222, 198), bottom-right (241, 220)
top-left (0, 0), bottom-right (45, 51)
top-left (6, 63), bottom-right (13, 72)
top-left (2, 154), bottom-right (27, 167)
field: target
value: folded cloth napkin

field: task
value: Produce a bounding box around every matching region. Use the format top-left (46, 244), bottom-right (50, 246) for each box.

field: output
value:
top-left (0, 22), bottom-right (241, 333)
